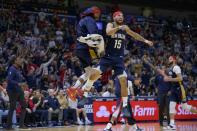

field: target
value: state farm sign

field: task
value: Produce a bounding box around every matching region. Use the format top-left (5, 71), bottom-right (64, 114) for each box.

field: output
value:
top-left (131, 101), bottom-right (158, 120)
top-left (175, 101), bottom-right (197, 119)
top-left (93, 100), bottom-right (197, 122)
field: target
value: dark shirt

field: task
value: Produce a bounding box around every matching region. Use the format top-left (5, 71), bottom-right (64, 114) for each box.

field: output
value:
top-left (6, 65), bottom-right (23, 92)
top-left (155, 74), bottom-right (170, 94)
top-left (76, 16), bottom-right (98, 49)
top-left (46, 96), bottom-right (60, 110)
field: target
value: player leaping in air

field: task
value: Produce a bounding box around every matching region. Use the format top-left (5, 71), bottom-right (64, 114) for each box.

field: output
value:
top-left (80, 10), bottom-right (153, 118)
top-left (66, 6), bottom-right (105, 100)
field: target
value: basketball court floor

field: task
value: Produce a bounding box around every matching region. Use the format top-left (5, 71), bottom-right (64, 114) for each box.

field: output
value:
top-left (21, 121), bottom-right (197, 131)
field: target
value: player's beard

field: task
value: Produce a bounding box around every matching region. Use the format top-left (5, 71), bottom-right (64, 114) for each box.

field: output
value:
top-left (115, 20), bottom-right (123, 25)
top-left (168, 61), bottom-right (174, 67)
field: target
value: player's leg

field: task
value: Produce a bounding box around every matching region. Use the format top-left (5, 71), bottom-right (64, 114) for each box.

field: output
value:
top-left (73, 49), bottom-right (92, 88)
top-left (104, 98), bottom-right (122, 131)
top-left (158, 94), bottom-right (165, 127)
top-left (66, 49), bottom-right (92, 100)
top-left (114, 60), bottom-right (130, 117)
top-left (169, 92), bottom-right (178, 130)
top-left (82, 56), bottom-right (110, 92)
top-left (126, 97), bottom-right (142, 130)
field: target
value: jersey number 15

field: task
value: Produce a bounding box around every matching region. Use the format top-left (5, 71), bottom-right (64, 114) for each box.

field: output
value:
top-left (114, 40), bottom-right (122, 49)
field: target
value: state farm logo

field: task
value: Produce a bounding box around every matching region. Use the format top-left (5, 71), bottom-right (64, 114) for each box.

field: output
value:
top-left (177, 105), bottom-right (196, 115)
top-left (96, 106), bottom-right (110, 117)
top-left (134, 105), bottom-right (156, 116)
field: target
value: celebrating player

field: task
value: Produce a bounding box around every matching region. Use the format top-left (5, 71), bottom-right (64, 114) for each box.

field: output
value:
top-left (66, 6), bottom-right (104, 100)
top-left (159, 56), bottom-right (197, 130)
top-left (104, 57), bottom-right (141, 131)
top-left (82, 10), bottom-right (153, 116)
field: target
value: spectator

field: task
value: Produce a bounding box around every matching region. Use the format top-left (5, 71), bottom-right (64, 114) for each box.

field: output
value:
top-left (102, 86), bottom-right (115, 97)
top-left (56, 90), bottom-right (77, 125)
top-left (33, 90), bottom-right (48, 126)
top-left (23, 91), bottom-right (36, 127)
top-left (0, 85), bottom-right (17, 128)
top-left (45, 89), bottom-right (63, 126)
top-left (68, 97), bottom-right (92, 125)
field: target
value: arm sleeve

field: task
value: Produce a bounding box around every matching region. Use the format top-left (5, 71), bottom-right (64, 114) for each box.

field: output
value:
top-left (173, 65), bottom-right (181, 74)
top-left (7, 69), bottom-right (19, 86)
top-left (155, 76), bottom-right (159, 86)
top-left (43, 56), bottom-right (55, 67)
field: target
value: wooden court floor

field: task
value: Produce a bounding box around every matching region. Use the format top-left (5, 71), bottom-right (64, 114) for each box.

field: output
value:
top-left (11, 121), bottom-right (197, 131)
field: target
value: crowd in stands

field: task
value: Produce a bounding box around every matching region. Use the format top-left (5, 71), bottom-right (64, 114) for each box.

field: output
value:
top-left (0, 7), bottom-right (197, 127)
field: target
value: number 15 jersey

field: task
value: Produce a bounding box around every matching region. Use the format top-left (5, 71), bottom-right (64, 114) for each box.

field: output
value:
top-left (105, 22), bottom-right (127, 57)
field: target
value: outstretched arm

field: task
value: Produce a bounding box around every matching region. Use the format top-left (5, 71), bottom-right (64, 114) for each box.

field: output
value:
top-left (142, 56), bottom-right (164, 75)
top-left (125, 25), bottom-right (153, 46)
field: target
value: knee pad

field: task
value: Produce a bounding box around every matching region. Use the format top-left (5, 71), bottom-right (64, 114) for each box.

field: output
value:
top-left (90, 67), bottom-right (102, 80)
top-left (169, 101), bottom-right (177, 114)
top-left (84, 66), bottom-right (92, 76)
top-left (181, 103), bottom-right (192, 111)
top-left (93, 66), bottom-right (102, 74)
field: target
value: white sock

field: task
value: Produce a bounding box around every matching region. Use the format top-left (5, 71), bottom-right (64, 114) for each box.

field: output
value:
top-left (105, 123), bottom-right (112, 129)
top-left (85, 117), bottom-right (89, 121)
top-left (82, 79), bottom-right (94, 91)
top-left (77, 117), bottom-right (81, 122)
top-left (73, 73), bottom-right (88, 88)
top-left (73, 80), bottom-right (81, 88)
top-left (83, 92), bottom-right (88, 97)
top-left (132, 124), bottom-right (137, 129)
top-left (112, 106), bottom-right (121, 118)
top-left (122, 97), bottom-right (128, 107)
top-left (170, 119), bottom-right (175, 125)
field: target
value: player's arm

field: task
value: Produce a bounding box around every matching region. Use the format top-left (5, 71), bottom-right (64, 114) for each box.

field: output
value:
top-left (106, 23), bottom-right (120, 36)
top-left (163, 66), bottom-right (183, 82)
top-left (142, 56), bottom-right (164, 74)
top-left (164, 73), bottom-right (183, 82)
top-left (125, 25), bottom-right (153, 46)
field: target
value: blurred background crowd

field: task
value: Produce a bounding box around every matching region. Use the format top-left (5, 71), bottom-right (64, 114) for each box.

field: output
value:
top-left (0, 0), bottom-right (196, 127)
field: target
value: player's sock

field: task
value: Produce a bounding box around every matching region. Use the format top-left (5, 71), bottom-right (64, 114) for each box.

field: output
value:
top-left (132, 124), bottom-right (138, 129)
top-left (83, 92), bottom-right (88, 97)
top-left (170, 119), bottom-right (175, 125)
top-left (82, 79), bottom-right (94, 91)
top-left (77, 117), bottom-right (80, 122)
top-left (122, 97), bottom-right (128, 107)
top-left (85, 117), bottom-right (89, 121)
top-left (73, 80), bottom-right (81, 88)
top-left (105, 122), bottom-right (112, 129)
top-left (73, 73), bottom-right (88, 88)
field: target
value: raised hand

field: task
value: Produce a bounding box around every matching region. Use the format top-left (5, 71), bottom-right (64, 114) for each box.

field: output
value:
top-left (144, 40), bottom-right (154, 46)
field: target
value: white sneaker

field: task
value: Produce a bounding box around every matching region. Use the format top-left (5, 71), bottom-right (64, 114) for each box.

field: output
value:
top-left (85, 119), bottom-right (92, 125)
top-left (78, 120), bottom-right (84, 125)
top-left (103, 123), bottom-right (112, 131)
top-left (163, 126), bottom-right (171, 130)
top-left (120, 119), bottom-right (126, 124)
top-left (169, 124), bottom-right (176, 130)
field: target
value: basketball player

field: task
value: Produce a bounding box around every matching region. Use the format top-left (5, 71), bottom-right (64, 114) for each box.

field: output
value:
top-left (66, 6), bottom-right (104, 100)
top-left (82, 11), bottom-right (153, 116)
top-left (104, 57), bottom-right (141, 131)
top-left (160, 56), bottom-right (197, 130)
